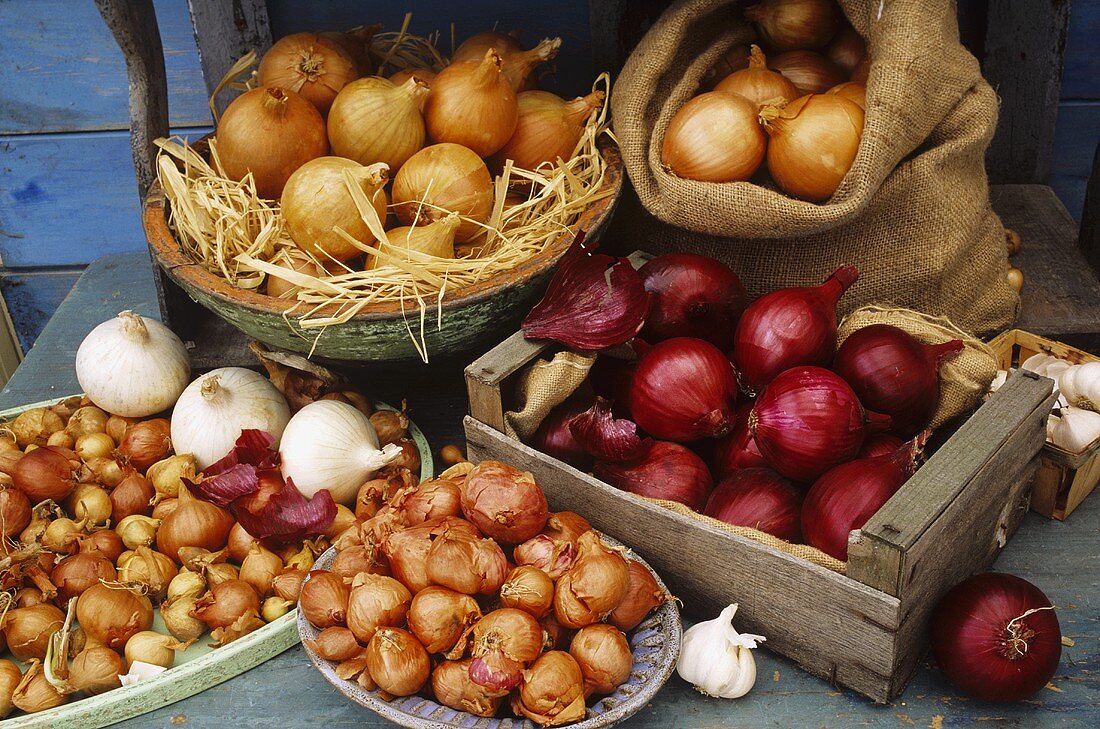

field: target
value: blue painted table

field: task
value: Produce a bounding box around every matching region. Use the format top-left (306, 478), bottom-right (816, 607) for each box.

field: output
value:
top-left (2, 252), bottom-right (1096, 729)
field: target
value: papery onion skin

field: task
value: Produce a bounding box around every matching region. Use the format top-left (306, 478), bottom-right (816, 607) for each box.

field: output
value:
top-left (768, 50), bottom-right (847, 95)
top-left (570, 623), bottom-right (633, 696)
top-left (834, 325), bottom-right (964, 437)
top-left (259, 33), bottom-right (359, 116)
top-left (12, 446), bottom-right (78, 502)
top-left (425, 49), bottom-right (518, 157)
top-left (745, 0), bottom-right (842, 51)
top-left (392, 143), bottom-right (494, 243)
top-left (662, 91), bottom-right (766, 182)
top-left (609, 559), bottom-right (666, 631)
top-left (553, 531), bottom-right (631, 629)
top-left (0, 487), bottom-right (31, 538)
top-left (491, 90), bottom-right (604, 171)
top-left (51, 551), bottom-right (118, 602)
top-left (827, 24), bottom-right (867, 74)
top-left (327, 76), bottom-right (428, 170)
top-left (930, 573), bottom-right (1061, 702)
top-left (472, 608), bottom-right (544, 665)
top-left (715, 45), bottom-right (799, 108)
top-left (397, 477), bottom-right (462, 525)
top-left (828, 81), bottom-right (866, 110)
top-left (630, 337), bottom-right (739, 441)
top-left (514, 534), bottom-right (577, 581)
top-left (191, 579), bottom-right (260, 629)
top-left (499, 565), bottom-right (555, 618)
top-left (118, 418), bottom-right (173, 471)
top-left (511, 651), bottom-right (587, 726)
top-left (300, 570), bottom-right (351, 630)
top-left (156, 486), bottom-right (235, 563)
top-left (452, 30), bottom-right (522, 63)
top-left (77, 583), bottom-right (153, 650)
top-left (432, 659), bottom-right (503, 717)
top-left (367, 627), bottom-right (430, 697)
top-left (216, 86), bottom-right (328, 199)
top-left (639, 253), bottom-right (747, 349)
top-left (568, 397), bottom-right (644, 463)
top-left (461, 461), bottom-right (548, 544)
top-left (304, 626), bottom-right (362, 662)
top-left (4, 604), bottom-right (65, 661)
top-left (347, 573), bottom-right (413, 644)
top-left (703, 468), bottom-right (802, 541)
top-left (595, 440), bottom-right (713, 511)
top-left (408, 586), bottom-right (482, 654)
top-left (499, 37), bottom-right (562, 90)
top-left (733, 265), bottom-right (859, 392)
top-left (426, 528), bottom-right (510, 596)
top-left (713, 404), bottom-right (768, 478)
top-left (529, 394), bottom-right (596, 471)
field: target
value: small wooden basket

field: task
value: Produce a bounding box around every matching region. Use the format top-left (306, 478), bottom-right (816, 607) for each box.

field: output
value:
top-left (989, 328), bottom-right (1100, 519)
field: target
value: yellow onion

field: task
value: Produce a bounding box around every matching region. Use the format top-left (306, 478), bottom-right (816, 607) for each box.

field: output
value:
top-left (368, 214), bottom-right (459, 270)
top-left (191, 579), bottom-right (259, 629)
top-left (156, 485), bottom-right (235, 563)
top-left (0, 660), bottom-right (18, 718)
top-left (498, 37), bottom-right (562, 90)
top-left (0, 484), bottom-right (31, 538)
top-left (395, 477), bottom-right (461, 525)
top-left (216, 86), bottom-right (328, 199)
top-left (51, 551), bottom-right (117, 602)
top-left (499, 565), bottom-right (554, 618)
top-left (304, 626), bottom-right (362, 661)
top-left (13, 587), bottom-right (45, 609)
top-left (662, 91), bottom-right (766, 182)
top-left (42, 515), bottom-right (86, 554)
top-left (328, 76), bottom-right (429, 170)
top-left (146, 454), bottom-right (197, 501)
top-left (407, 586), bottom-right (481, 654)
top-left (431, 659), bottom-right (502, 717)
top-left (745, 0), bottom-right (841, 51)
top-left (77, 583), bottom-right (154, 650)
top-left (272, 568), bottom-right (307, 602)
top-left (827, 23), bottom-right (866, 74)
top-left (282, 157), bottom-right (389, 262)
top-left (106, 415), bottom-right (137, 443)
top-left (330, 544), bottom-right (389, 582)
top-left (66, 406), bottom-right (109, 438)
top-left (266, 251), bottom-right (330, 298)
top-left (152, 498), bottom-right (178, 521)
top-left (569, 624), bottom-right (632, 696)
top-left (64, 483), bottom-right (112, 526)
top-left (300, 570), bottom-right (351, 630)
top-left (160, 597), bottom-right (207, 642)
top-left (390, 67), bottom-right (436, 86)
top-left (346, 573), bottom-right (411, 644)
top-left (80, 528), bottom-right (126, 563)
top-left (10, 408), bottom-right (63, 448)
top-left (110, 473), bottom-right (155, 522)
top-left (68, 645), bottom-right (123, 695)
top-left (366, 627), bottom-right (429, 697)
top-left (715, 45), bottom-right (799, 108)
top-left (239, 543), bottom-right (283, 598)
top-left (12, 446), bottom-right (79, 502)
top-left (828, 81), bottom-right (866, 110)
top-left (609, 559), bottom-right (667, 631)
top-left (262, 596), bottom-right (293, 622)
top-left (471, 608), bottom-right (543, 670)
top-left (4, 604), bottom-right (64, 660)
top-left (324, 504), bottom-right (358, 540)
top-left (452, 30), bottom-right (523, 63)
top-left (553, 531), bottom-right (630, 628)
top-left (769, 50), bottom-right (846, 95)
top-left (86, 455), bottom-right (130, 488)
top-left (47, 430), bottom-right (74, 449)
top-left (117, 514), bottom-right (160, 551)
top-left (425, 49), bottom-right (518, 157)
top-left (74, 432), bottom-right (114, 461)
top-left (491, 90), bottom-right (603, 171)
top-left (118, 546), bottom-right (178, 601)
top-left (124, 630), bottom-right (192, 669)
top-left (510, 651), bottom-right (586, 725)
top-left (760, 93), bottom-right (864, 202)
top-left (11, 661), bottom-right (66, 713)
top-left (426, 527), bottom-right (509, 596)
top-left (259, 33), bottom-right (359, 116)
top-left (167, 568), bottom-right (207, 601)
top-left (392, 143), bottom-right (494, 243)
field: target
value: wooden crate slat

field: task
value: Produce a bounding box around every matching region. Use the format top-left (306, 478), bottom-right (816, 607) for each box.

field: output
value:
top-left (464, 332), bottom-right (553, 432)
top-left (186, 0), bottom-right (272, 116)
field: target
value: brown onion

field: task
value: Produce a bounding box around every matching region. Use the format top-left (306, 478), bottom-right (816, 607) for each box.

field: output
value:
top-left (0, 659), bottom-right (18, 717)
top-left (500, 565), bottom-right (554, 618)
top-left (510, 651), bottom-right (586, 725)
top-left (382, 516), bottom-right (476, 594)
top-left (392, 143), bottom-right (494, 243)
top-left (366, 627), bottom-right (429, 697)
top-left (501, 37), bottom-right (562, 90)
top-left (544, 511), bottom-right (592, 545)
top-left (570, 623), bottom-right (632, 695)
top-left (716, 45), bottom-right (799, 107)
top-left (216, 86), bottom-right (328, 199)
top-left (4, 604), bottom-right (64, 660)
top-left (118, 545), bottom-right (178, 601)
top-left (151, 498), bottom-right (178, 521)
top-left (81, 528), bottom-right (125, 563)
top-left (472, 608), bottom-right (543, 665)
top-left (305, 626), bottom-right (362, 661)
top-left (10, 408), bottom-right (64, 448)
top-left (461, 460), bottom-right (548, 544)
top-left (554, 531), bottom-right (630, 628)
top-left (328, 76), bottom-right (428, 170)
top-left (51, 551), bottom-right (117, 602)
top-left (369, 409), bottom-right (409, 446)
top-left (167, 569), bottom-right (207, 602)
top-left (331, 544), bottom-right (389, 581)
top-left (492, 90), bottom-right (603, 171)
top-left (117, 418), bottom-right (173, 471)
top-left (111, 473), bottom-right (155, 522)
top-left (347, 573), bottom-right (412, 644)
top-left (396, 478), bottom-right (462, 525)
top-left (769, 50), bottom-right (846, 95)
top-left (65, 483), bottom-right (112, 526)
top-left (431, 659), bottom-right (502, 717)
top-left (827, 24), bottom-right (866, 74)
top-left (425, 49), bottom-right (518, 157)
top-left (11, 660), bottom-right (66, 713)
top-left (609, 559), bottom-right (667, 631)
top-left (760, 93), bottom-right (864, 201)
top-left (539, 613), bottom-right (571, 651)
top-left (745, 0), bottom-right (841, 51)
top-left (47, 430), bottom-right (74, 449)
top-left (105, 415), bottom-right (137, 443)
top-left (0, 485), bottom-right (30, 538)
top-left (77, 583), bottom-right (153, 650)
top-left (300, 570), bottom-right (351, 629)
top-left (12, 445), bottom-right (79, 501)
top-left (325, 504), bottom-right (358, 540)
top-left (367, 216), bottom-right (459, 271)
top-left (259, 33), bottom-right (358, 116)
top-left (14, 587), bottom-right (45, 608)
top-left (272, 568), bottom-right (307, 602)
top-left (191, 579), bottom-right (260, 629)
top-left (68, 645), bottom-right (123, 695)
top-left (66, 405), bottom-right (109, 438)
top-left (407, 586), bottom-right (481, 654)
top-left (239, 542), bottom-right (283, 597)
top-left (226, 522), bottom-right (258, 563)
top-left (156, 485), bottom-right (235, 563)
top-left (426, 527), bottom-right (509, 596)
top-left (662, 91), bottom-right (766, 182)
top-left (452, 30), bottom-right (523, 63)
top-left (828, 81), bottom-right (866, 110)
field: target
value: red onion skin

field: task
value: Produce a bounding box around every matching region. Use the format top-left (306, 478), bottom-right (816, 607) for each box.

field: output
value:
top-left (834, 325), bottom-right (964, 437)
top-left (530, 395), bottom-right (595, 471)
top-left (751, 366), bottom-right (890, 483)
top-left (594, 441), bottom-right (713, 511)
top-left (801, 436), bottom-right (924, 560)
top-left (713, 403), bottom-right (767, 479)
top-left (858, 433), bottom-right (904, 459)
top-left (629, 338), bottom-right (739, 442)
top-left (732, 265), bottom-right (859, 393)
top-left (703, 468), bottom-right (802, 541)
top-left (931, 573), bottom-right (1061, 702)
top-left (568, 397), bottom-right (644, 463)
top-left (638, 253), bottom-right (747, 349)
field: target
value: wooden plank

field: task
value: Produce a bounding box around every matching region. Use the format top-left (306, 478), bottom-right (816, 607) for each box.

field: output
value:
top-left (1079, 138), bottom-right (1100, 272)
top-left (465, 416), bottom-right (903, 703)
top-left (0, 0), bottom-right (209, 134)
top-left (1050, 102), bottom-right (1100, 221)
top-left (983, 0), bottom-right (1071, 183)
top-left (0, 270), bottom-right (81, 353)
top-left (464, 331), bottom-right (552, 431)
top-left (187, 0), bottom-right (273, 116)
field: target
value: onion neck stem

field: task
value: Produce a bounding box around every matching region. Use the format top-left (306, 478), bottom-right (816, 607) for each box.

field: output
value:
top-left (262, 88), bottom-right (291, 117)
top-left (748, 44), bottom-right (767, 70)
top-left (818, 265), bottom-right (860, 304)
top-left (199, 375), bottom-right (223, 402)
top-left (474, 49), bottom-right (505, 88)
top-left (118, 310), bottom-right (150, 343)
top-left (563, 91), bottom-right (605, 127)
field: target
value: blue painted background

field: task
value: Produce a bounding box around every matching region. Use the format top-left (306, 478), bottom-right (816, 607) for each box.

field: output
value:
top-left (0, 0), bottom-right (1096, 353)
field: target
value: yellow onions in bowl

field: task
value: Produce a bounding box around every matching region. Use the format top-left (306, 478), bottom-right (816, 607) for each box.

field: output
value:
top-left (328, 76), bottom-right (429, 171)
top-left (491, 90), bottom-right (604, 171)
top-left (216, 86), bottom-right (328, 200)
top-left (760, 93), bottom-right (864, 202)
top-left (281, 157), bottom-right (389, 262)
top-left (367, 214), bottom-right (460, 270)
top-left (258, 33), bottom-right (359, 116)
top-left (392, 143), bottom-right (494, 243)
top-left (425, 49), bottom-right (518, 157)
top-left (715, 45), bottom-right (798, 108)
top-left (662, 92), bottom-right (766, 182)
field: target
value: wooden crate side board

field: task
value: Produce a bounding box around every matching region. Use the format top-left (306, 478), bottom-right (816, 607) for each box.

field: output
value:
top-left (464, 332), bottom-right (554, 432)
top-left (464, 417), bottom-right (902, 702)
top-left (186, 0), bottom-right (273, 116)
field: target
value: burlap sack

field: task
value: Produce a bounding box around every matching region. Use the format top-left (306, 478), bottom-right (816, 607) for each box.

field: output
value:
top-left (610, 0), bottom-right (1018, 336)
top-left (837, 305), bottom-right (998, 428)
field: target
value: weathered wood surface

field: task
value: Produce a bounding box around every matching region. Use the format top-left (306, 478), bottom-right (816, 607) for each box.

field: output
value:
top-left (186, 0), bottom-right (272, 116)
top-left (0, 269), bottom-right (82, 354)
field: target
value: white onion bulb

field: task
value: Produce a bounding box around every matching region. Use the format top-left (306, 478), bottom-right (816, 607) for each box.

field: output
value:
top-left (75, 311), bottom-right (190, 417)
top-left (171, 367), bottom-right (291, 469)
top-left (279, 400), bottom-right (402, 504)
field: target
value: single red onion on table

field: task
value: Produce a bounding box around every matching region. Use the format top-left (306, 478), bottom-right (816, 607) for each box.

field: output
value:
top-left (568, 397), bottom-right (645, 463)
top-left (529, 394), bottom-right (595, 470)
top-left (930, 573), bottom-right (1061, 702)
top-left (732, 265), bottom-right (859, 393)
top-left (594, 440), bottom-right (713, 511)
top-left (703, 468), bottom-right (802, 541)
top-left (638, 253), bottom-right (747, 349)
top-left (712, 403), bottom-right (768, 478)
top-left (630, 337), bottom-right (739, 441)
top-left (834, 324), bottom-right (964, 437)
top-left (750, 366), bottom-right (890, 482)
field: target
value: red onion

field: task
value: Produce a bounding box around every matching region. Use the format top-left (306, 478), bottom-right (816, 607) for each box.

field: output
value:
top-left (834, 325), bottom-right (964, 436)
top-left (529, 395), bottom-right (595, 471)
top-left (858, 434), bottom-right (904, 459)
top-left (703, 468), bottom-right (801, 541)
top-left (801, 434), bottom-right (925, 560)
top-left (638, 253), bottom-right (747, 349)
top-left (751, 366), bottom-right (890, 483)
top-left (732, 265), bottom-right (858, 393)
top-left (594, 441), bottom-right (713, 511)
top-left (712, 404), bottom-right (767, 479)
top-left (568, 397), bottom-right (644, 463)
top-left (629, 338), bottom-right (739, 441)
top-left (931, 573), bottom-right (1061, 702)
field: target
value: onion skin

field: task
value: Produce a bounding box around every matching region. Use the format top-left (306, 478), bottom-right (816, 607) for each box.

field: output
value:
top-left (827, 24), bottom-right (867, 74)
top-left (76, 583), bottom-right (153, 650)
top-left (408, 586), bottom-right (481, 654)
top-left (638, 253), bottom-right (747, 349)
top-left (553, 532), bottom-right (631, 629)
top-left (300, 570), bottom-right (351, 630)
top-left (432, 659), bottom-right (502, 717)
top-left (12, 446), bottom-right (78, 502)
top-left (751, 366), bottom-right (890, 483)
top-left (5, 604), bottom-right (65, 661)
top-left (426, 528), bottom-right (509, 596)
top-left (595, 440), bottom-right (713, 511)
top-left (425, 48), bottom-right (518, 157)
top-left (529, 394), bottom-right (596, 471)
top-left (661, 91), bottom-right (766, 182)
top-left (703, 468), bottom-right (802, 541)
top-left (392, 143), bottom-right (494, 243)
top-left (511, 651), bottom-right (587, 726)
top-left (499, 565), bottom-right (555, 618)
top-left (570, 624), bottom-right (633, 696)
top-left (768, 50), bottom-right (846, 95)
top-left (491, 90), bottom-right (603, 171)
top-left (761, 93), bottom-right (864, 201)
top-left (609, 559), bottom-right (666, 631)
top-left (367, 628), bottom-right (430, 697)
top-left (858, 433), bottom-right (904, 459)
top-left (461, 461), bottom-right (548, 544)
top-left (930, 573), bottom-right (1061, 702)
top-left (0, 487), bottom-right (31, 538)
top-left (327, 76), bottom-right (428, 170)
top-left (828, 81), bottom-right (866, 110)
top-left (733, 264), bottom-right (859, 392)
top-left (716, 45), bottom-right (799, 108)
top-left (745, 0), bottom-right (842, 51)
top-left (568, 397), bottom-right (644, 463)
top-left (347, 573), bottom-right (413, 644)
top-left (713, 404), bottom-right (768, 478)
top-left (259, 33), bottom-right (359, 116)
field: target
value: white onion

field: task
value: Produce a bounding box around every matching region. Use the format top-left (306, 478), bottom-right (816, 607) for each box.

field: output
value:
top-left (279, 400), bottom-right (402, 504)
top-left (75, 311), bottom-right (190, 417)
top-left (170, 367), bottom-right (291, 469)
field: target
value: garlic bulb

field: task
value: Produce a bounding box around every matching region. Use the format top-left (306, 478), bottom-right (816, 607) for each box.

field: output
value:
top-left (675, 603), bottom-right (765, 699)
top-left (279, 400), bottom-right (402, 504)
top-left (1059, 362), bottom-right (1100, 412)
top-left (1021, 353), bottom-right (1058, 376)
top-left (171, 368), bottom-right (291, 469)
top-left (75, 311), bottom-right (190, 417)
top-left (1048, 407), bottom-right (1100, 453)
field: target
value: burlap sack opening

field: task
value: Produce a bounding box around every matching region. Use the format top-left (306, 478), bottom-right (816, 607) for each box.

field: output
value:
top-left (837, 305), bottom-right (998, 428)
top-left (610, 0), bottom-right (1018, 336)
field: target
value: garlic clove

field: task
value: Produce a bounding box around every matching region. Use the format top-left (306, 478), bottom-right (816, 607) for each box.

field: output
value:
top-left (118, 660), bottom-right (167, 686)
top-left (1049, 407), bottom-right (1100, 454)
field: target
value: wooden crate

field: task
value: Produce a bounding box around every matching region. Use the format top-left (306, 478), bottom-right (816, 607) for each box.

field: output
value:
top-left (464, 333), bottom-right (1056, 703)
top-left (989, 328), bottom-right (1100, 519)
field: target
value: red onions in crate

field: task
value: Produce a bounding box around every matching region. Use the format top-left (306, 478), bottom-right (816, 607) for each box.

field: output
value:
top-left (712, 404), bottom-right (768, 478)
top-left (750, 366), bottom-right (890, 482)
top-left (858, 433), bottom-right (904, 459)
top-left (630, 338), bottom-right (739, 442)
top-left (833, 324), bottom-right (964, 436)
top-left (568, 397), bottom-right (645, 462)
top-left (530, 395), bottom-right (595, 471)
top-left (931, 573), bottom-right (1061, 702)
top-left (594, 441), bottom-right (713, 511)
top-left (703, 468), bottom-right (802, 541)
top-left (733, 265), bottom-right (859, 392)
top-left (638, 253), bottom-right (747, 349)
